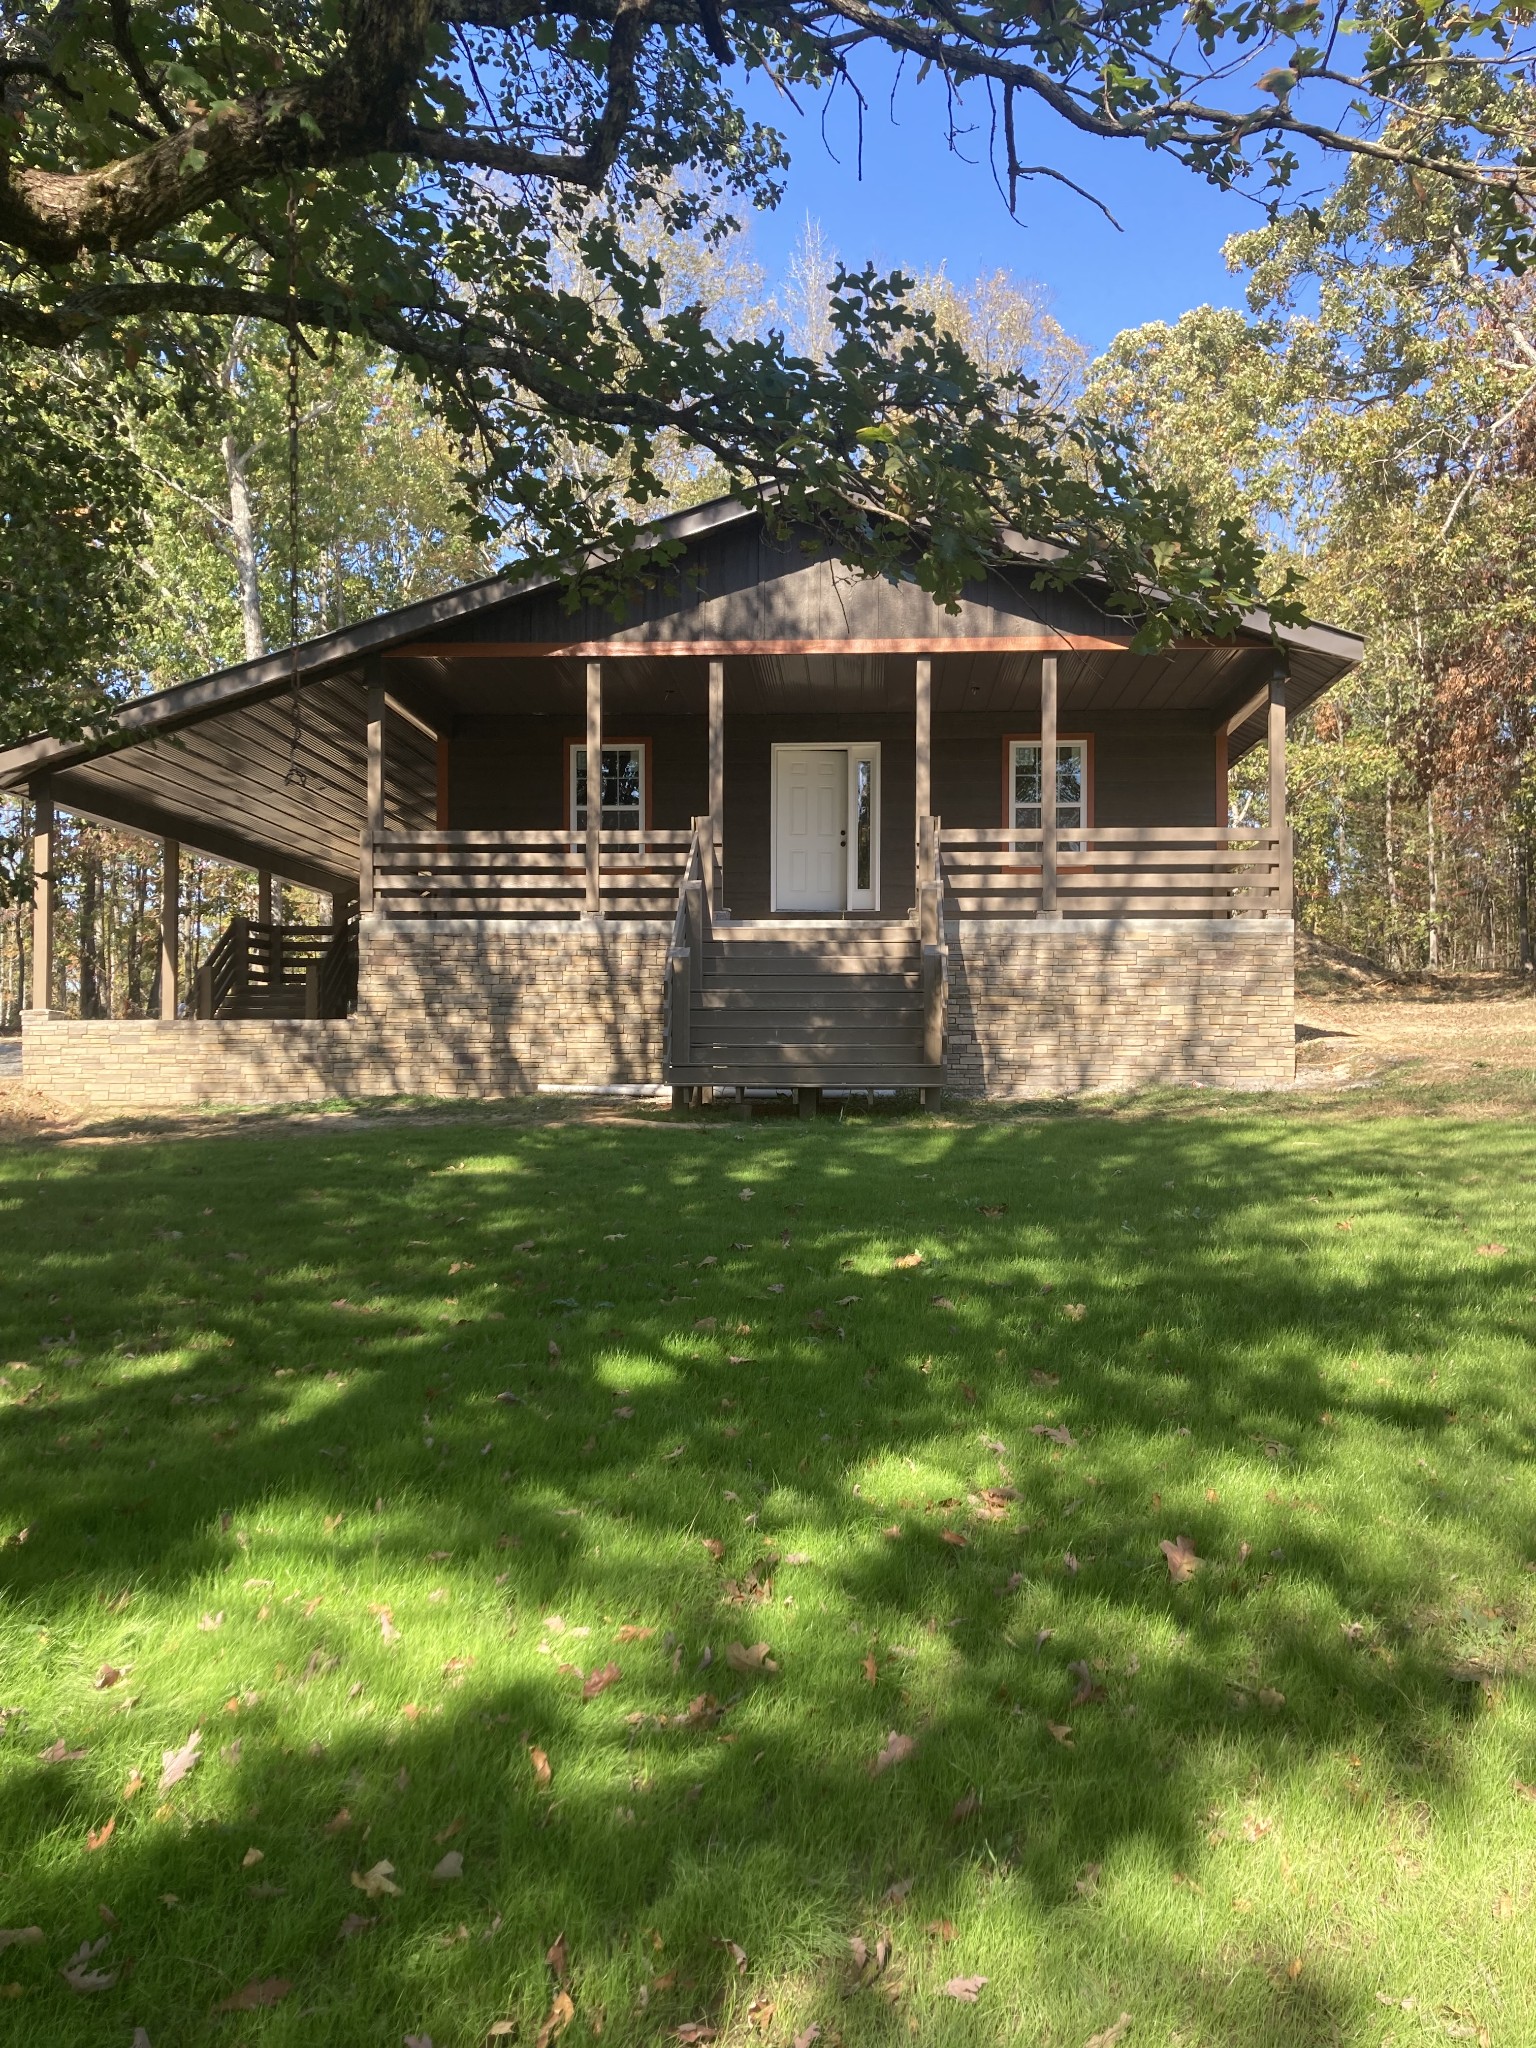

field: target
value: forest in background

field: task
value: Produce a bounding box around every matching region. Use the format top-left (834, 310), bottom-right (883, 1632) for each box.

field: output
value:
top-left (3, 174), bottom-right (1533, 1028)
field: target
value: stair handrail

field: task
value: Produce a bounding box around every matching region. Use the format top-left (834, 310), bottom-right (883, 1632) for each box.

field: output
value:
top-left (194, 915), bottom-right (243, 1019)
top-left (665, 819), bottom-right (710, 1076)
top-left (919, 817), bottom-right (948, 1071)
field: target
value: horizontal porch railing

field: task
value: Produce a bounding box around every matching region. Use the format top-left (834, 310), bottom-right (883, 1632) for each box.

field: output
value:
top-left (368, 828), bottom-right (694, 919)
top-left (940, 824), bottom-right (1291, 918)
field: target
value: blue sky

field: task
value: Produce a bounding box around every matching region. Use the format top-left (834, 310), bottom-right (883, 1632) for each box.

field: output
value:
top-left (739, 56), bottom-right (1268, 358)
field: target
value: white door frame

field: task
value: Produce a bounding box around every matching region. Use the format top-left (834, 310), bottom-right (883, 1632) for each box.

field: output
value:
top-left (770, 743), bottom-right (882, 914)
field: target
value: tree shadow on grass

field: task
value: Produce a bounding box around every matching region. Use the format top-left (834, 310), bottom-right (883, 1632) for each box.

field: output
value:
top-left (0, 1107), bottom-right (1531, 2045)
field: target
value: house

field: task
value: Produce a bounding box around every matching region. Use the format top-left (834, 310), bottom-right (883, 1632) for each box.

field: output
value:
top-left (1, 499), bottom-right (1361, 1110)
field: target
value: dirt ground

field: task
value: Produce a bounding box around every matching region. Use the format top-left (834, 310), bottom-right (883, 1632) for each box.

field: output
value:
top-left (1293, 934), bottom-right (1536, 1089)
top-left (1, 937), bottom-right (1530, 1140)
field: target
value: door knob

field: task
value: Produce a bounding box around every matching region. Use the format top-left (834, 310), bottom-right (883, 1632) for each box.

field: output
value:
top-left (840, 831), bottom-right (848, 847)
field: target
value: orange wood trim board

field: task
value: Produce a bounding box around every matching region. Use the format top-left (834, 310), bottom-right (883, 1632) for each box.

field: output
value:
top-left (387, 635), bottom-right (1169, 659)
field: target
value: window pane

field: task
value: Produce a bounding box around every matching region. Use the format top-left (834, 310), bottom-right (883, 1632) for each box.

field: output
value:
top-left (575, 747), bottom-right (642, 829)
top-left (854, 758), bottom-right (872, 891)
top-left (1012, 744), bottom-right (1042, 831)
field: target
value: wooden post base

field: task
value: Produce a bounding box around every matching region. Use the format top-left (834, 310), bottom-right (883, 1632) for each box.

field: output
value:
top-left (797, 1087), bottom-right (820, 1120)
top-left (920, 1085), bottom-right (942, 1112)
top-left (733, 1087), bottom-right (751, 1121)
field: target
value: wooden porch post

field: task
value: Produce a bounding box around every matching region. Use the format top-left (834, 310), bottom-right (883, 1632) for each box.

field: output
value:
top-left (1213, 726), bottom-right (1229, 828)
top-left (914, 656), bottom-right (931, 903)
top-left (585, 658), bottom-right (602, 917)
top-left (362, 673), bottom-right (386, 914)
top-left (1268, 670), bottom-right (1292, 914)
top-left (29, 779), bottom-right (54, 1011)
top-left (256, 870), bottom-right (273, 925)
top-left (159, 837), bottom-right (180, 1020)
top-left (708, 656), bottom-right (724, 920)
top-left (1040, 653), bottom-right (1059, 917)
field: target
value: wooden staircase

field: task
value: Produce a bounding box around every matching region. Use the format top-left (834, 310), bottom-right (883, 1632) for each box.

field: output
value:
top-left (664, 821), bottom-right (947, 1105)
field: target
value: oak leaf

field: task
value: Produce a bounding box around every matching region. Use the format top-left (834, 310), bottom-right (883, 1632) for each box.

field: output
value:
top-left (1083, 2014), bottom-right (1133, 2048)
top-left (725, 1641), bottom-right (778, 1675)
top-left (943, 1975), bottom-right (987, 2002)
top-left (432, 1850), bottom-right (464, 1882)
top-left (61, 1936), bottom-right (117, 1992)
top-left (1047, 1721), bottom-right (1074, 1747)
top-left (581, 1662), bottom-right (621, 1700)
top-left (38, 1739), bottom-right (86, 1763)
top-left (159, 1727), bottom-right (202, 1791)
top-left (870, 1730), bottom-right (916, 1775)
top-left (1159, 1536), bottom-right (1202, 1583)
top-left (535, 1987), bottom-right (576, 2048)
top-left (351, 1860), bottom-right (402, 1899)
top-left (216, 1977), bottom-right (291, 2011)
top-left (0, 1930), bottom-right (42, 1952)
top-left (86, 1818), bottom-right (116, 1851)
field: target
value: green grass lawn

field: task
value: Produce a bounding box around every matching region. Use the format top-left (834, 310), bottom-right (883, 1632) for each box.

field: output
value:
top-left (1, 1096), bottom-right (1534, 2047)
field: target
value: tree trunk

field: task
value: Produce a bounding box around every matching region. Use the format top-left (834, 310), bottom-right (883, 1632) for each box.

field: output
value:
top-left (1426, 791), bottom-right (1440, 970)
top-left (78, 832), bottom-right (102, 1018)
top-left (223, 434), bottom-right (266, 661)
top-left (1383, 778), bottom-right (1399, 971)
top-left (126, 855), bottom-right (149, 1015)
top-left (1518, 832), bottom-right (1533, 973)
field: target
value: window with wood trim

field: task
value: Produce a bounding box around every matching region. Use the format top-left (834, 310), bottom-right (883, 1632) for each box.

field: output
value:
top-left (1006, 737), bottom-right (1092, 850)
top-left (568, 741), bottom-right (648, 832)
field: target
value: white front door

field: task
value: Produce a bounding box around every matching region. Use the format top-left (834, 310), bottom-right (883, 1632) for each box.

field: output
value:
top-left (774, 748), bottom-right (847, 912)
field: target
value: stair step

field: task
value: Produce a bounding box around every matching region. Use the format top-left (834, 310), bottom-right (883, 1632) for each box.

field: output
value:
top-left (693, 1026), bottom-right (922, 1049)
top-left (672, 1060), bottom-right (940, 1084)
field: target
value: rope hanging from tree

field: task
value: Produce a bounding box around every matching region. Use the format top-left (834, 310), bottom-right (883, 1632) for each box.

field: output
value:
top-left (283, 182), bottom-right (308, 788)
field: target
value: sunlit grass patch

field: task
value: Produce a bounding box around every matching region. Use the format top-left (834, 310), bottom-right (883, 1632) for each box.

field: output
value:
top-left (0, 1105), bottom-right (1533, 2044)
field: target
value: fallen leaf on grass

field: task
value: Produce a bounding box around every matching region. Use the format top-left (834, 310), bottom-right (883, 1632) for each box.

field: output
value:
top-left (61, 1936), bottom-right (117, 1992)
top-left (535, 1988), bottom-right (575, 2048)
top-left (950, 1790), bottom-right (981, 1823)
top-left (93, 1665), bottom-right (123, 1691)
top-left (241, 1846), bottom-right (264, 1868)
top-left (530, 1746), bottom-right (553, 1787)
top-left (432, 1851), bottom-right (464, 1882)
top-left (1477, 1244), bottom-right (1507, 1257)
top-left (1159, 1536), bottom-right (1203, 1583)
top-left (1069, 1661), bottom-right (1107, 1707)
top-left (86, 1818), bottom-right (115, 1851)
top-left (338, 1914), bottom-right (376, 1940)
top-left (122, 1769), bottom-right (144, 1800)
top-left (1063, 1552), bottom-right (1080, 1576)
top-left (871, 1731), bottom-right (917, 1775)
top-left (716, 1937), bottom-right (748, 1973)
top-left (893, 1251), bottom-right (924, 1269)
top-left (1084, 2014), bottom-right (1133, 2048)
top-left (351, 1860), bottom-right (402, 1899)
top-left (1257, 1687), bottom-right (1285, 1710)
top-left (0, 1930), bottom-right (42, 1952)
top-left (701, 1537), bottom-right (725, 1561)
top-left (198, 1610), bottom-right (224, 1632)
top-left (581, 1663), bottom-right (621, 1700)
top-left (1031, 1423), bottom-right (1077, 1447)
top-left (673, 2028), bottom-right (717, 2044)
top-left (1515, 1780), bottom-right (1536, 1803)
top-left (159, 1728), bottom-right (201, 1791)
top-left (615, 1625), bottom-right (654, 1643)
top-left (791, 2028), bottom-right (821, 2048)
top-left (1046, 1721), bottom-right (1074, 1747)
top-left (546, 1930), bottom-right (569, 1982)
top-left (38, 1739), bottom-right (86, 1764)
top-left (725, 1642), bottom-right (778, 1675)
top-left (217, 1977), bottom-right (291, 2011)
top-left (930, 1295), bottom-right (957, 1311)
top-left (943, 1976), bottom-right (987, 2002)
top-left (862, 1655), bottom-right (878, 1685)
top-left (940, 1530), bottom-right (967, 1549)
top-left (881, 1525), bottom-right (901, 1540)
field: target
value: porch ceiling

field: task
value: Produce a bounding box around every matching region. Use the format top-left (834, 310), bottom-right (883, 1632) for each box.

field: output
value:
top-left (41, 672), bottom-right (436, 890)
top-left (384, 640), bottom-right (1291, 735)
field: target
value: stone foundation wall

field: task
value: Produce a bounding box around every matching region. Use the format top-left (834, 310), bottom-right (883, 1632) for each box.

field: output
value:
top-left (20, 914), bottom-right (1293, 1109)
top-left (942, 917), bottom-right (1293, 1096)
top-left (21, 918), bottom-right (672, 1109)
